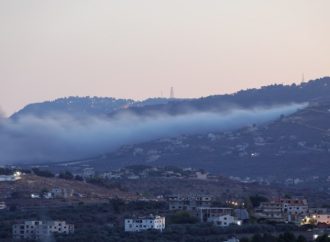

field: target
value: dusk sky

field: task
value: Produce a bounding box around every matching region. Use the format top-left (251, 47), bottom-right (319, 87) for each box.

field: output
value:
top-left (0, 0), bottom-right (329, 116)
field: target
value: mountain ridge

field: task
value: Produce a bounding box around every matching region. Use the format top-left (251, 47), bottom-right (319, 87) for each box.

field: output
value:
top-left (11, 76), bottom-right (330, 119)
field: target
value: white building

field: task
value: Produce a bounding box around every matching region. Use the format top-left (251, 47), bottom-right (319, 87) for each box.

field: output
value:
top-left (125, 215), bottom-right (165, 232)
top-left (13, 220), bottom-right (74, 240)
top-left (0, 201), bottom-right (6, 210)
top-left (31, 194), bottom-right (41, 199)
top-left (280, 198), bottom-right (308, 216)
top-left (209, 214), bottom-right (241, 227)
top-left (82, 168), bottom-right (95, 178)
top-left (0, 171), bottom-right (21, 182)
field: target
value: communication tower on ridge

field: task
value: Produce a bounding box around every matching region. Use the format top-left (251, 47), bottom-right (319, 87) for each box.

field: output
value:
top-left (170, 86), bottom-right (174, 99)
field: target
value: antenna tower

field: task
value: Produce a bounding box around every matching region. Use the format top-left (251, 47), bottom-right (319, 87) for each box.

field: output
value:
top-left (170, 87), bottom-right (174, 99)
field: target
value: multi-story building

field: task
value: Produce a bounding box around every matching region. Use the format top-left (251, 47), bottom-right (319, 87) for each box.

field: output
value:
top-left (280, 198), bottom-right (308, 216)
top-left (12, 220), bottom-right (74, 240)
top-left (255, 197), bottom-right (309, 223)
top-left (168, 195), bottom-right (212, 211)
top-left (254, 202), bottom-right (285, 222)
top-left (124, 215), bottom-right (165, 232)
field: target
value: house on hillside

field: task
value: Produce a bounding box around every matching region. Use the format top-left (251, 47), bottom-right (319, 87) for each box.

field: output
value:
top-left (254, 197), bottom-right (309, 223)
top-left (209, 214), bottom-right (242, 227)
top-left (0, 171), bottom-right (22, 182)
top-left (254, 202), bottom-right (284, 222)
top-left (280, 198), bottom-right (309, 220)
top-left (167, 195), bottom-right (212, 211)
top-left (124, 215), bottom-right (165, 232)
top-left (82, 168), bottom-right (95, 178)
top-left (43, 188), bottom-right (74, 199)
top-left (12, 220), bottom-right (74, 240)
top-left (197, 207), bottom-right (241, 226)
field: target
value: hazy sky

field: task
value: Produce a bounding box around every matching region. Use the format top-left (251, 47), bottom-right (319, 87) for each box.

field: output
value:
top-left (0, 0), bottom-right (329, 116)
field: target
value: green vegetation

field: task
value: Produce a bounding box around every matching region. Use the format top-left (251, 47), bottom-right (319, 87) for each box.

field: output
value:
top-left (86, 177), bottom-right (126, 191)
top-left (315, 235), bottom-right (330, 242)
top-left (59, 171), bottom-right (74, 180)
top-left (32, 168), bottom-right (55, 178)
top-left (249, 194), bottom-right (269, 207)
top-left (0, 167), bottom-right (14, 175)
top-left (167, 211), bottom-right (198, 224)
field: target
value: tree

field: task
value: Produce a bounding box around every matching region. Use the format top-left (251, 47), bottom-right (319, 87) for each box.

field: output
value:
top-left (9, 204), bottom-right (17, 212)
top-left (296, 235), bottom-right (308, 242)
top-left (74, 175), bottom-right (84, 181)
top-left (0, 168), bottom-right (13, 175)
top-left (278, 232), bottom-right (296, 242)
top-left (40, 188), bottom-right (49, 196)
top-left (32, 168), bottom-right (54, 178)
top-left (59, 171), bottom-right (74, 180)
top-left (169, 211), bottom-right (198, 224)
top-left (251, 234), bottom-right (263, 242)
top-left (240, 237), bottom-right (250, 242)
top-left (249, 195), bottom-right (269, 207)
top-left (315, 234), bottom-right (330, 242)
top-left (110, 198), bottom-right (125, 214)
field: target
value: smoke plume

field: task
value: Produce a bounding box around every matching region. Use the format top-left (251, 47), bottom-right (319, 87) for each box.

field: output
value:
top-left (0, 103), bottom-right (306, 163)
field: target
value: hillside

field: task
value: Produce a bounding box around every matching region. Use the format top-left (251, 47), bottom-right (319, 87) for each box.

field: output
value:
top-left (70, 100), bottom-right (330, 179)
top-left (0, 174), bottom-right (137, 206)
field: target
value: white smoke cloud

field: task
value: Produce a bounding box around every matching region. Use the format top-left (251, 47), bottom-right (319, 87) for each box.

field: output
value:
top-left (0, 103), bottom-right (307, 163)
